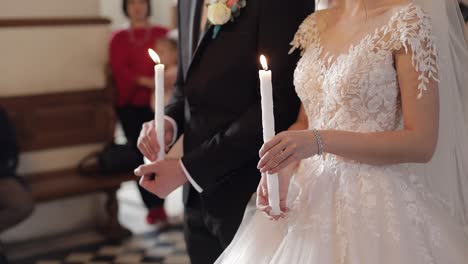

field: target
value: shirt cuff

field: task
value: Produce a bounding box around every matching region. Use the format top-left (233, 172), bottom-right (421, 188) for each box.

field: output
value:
top-left (164, 116), bottom-right (178, 146)
top-left (179, 159), bottom-right (203, 193)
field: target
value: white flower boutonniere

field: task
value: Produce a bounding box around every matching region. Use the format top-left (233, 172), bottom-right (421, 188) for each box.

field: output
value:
top-left (207, 0), bottom-right (247, 39)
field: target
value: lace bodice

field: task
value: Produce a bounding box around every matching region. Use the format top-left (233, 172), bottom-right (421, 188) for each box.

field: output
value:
top-left (291, 3), bottom-right (438, 133)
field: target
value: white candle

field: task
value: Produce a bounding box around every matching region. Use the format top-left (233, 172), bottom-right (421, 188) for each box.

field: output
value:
top-left (259, 55), bottom-right (280, 216)
top-left (148, 49), bottom-right (165, 161)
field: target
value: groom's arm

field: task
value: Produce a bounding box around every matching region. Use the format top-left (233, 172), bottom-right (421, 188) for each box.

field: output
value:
top-left (181, 0), bottom-right (314, 193)
top-left (164, 61), bottom-right (185, 141)
top-left (164, 17), bottom-right (187, 141)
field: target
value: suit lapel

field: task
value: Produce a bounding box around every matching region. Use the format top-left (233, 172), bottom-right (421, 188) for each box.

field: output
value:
top-left (183, 0), bottom-right (215, 81)
top-left (189, 0), bottom-right (204, 56)
top-left (179, 0), bottom-right (192, 78)
top-left (186, 24), bottom-right (213, 77)
top-left (179, 0), bottom-right (206, 78)
top-left (181, 0), bottom-right (208, 204)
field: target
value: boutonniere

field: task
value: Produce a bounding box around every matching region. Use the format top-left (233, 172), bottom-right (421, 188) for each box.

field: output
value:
top-left (207, 0), bottom-right (247, 39)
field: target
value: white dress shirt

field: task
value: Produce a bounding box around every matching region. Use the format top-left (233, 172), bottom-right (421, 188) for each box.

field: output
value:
top-left (165, 116), bottom-right (204, 193)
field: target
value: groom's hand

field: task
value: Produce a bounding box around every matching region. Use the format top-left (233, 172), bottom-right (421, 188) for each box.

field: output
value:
top-left (134, 159), bottom-right (187, 198)
top-left (137, 120), bottom-right (174, 162)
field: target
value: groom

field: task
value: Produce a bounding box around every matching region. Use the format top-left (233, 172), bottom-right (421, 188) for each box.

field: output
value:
top-left (135, 0), bottom-right (314, 263)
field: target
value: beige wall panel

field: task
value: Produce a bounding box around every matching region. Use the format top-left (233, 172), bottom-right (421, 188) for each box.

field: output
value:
top-left (0, 26), bottom-right (110, 96)
top-left (0, 0), bottom-right (100, 18)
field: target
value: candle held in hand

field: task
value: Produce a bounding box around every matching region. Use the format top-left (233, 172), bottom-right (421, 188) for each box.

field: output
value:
top-left (259, 55), bottom-right (280, 216)
top-left (148, 49), bottom-right (165, 161)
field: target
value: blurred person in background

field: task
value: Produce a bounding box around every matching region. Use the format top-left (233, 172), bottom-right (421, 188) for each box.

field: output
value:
top-left (109, 0), bottom-right (169, 225)
top-left (0, 107), bottom-right (34, 264)
top-left (0, 177), bottom-right (33, 264)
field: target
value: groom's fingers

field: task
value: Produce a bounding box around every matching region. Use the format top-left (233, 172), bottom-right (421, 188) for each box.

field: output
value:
top-left (139, 174), bottom-right (151, 184)
top-left (140, 140), bottom-right (155, 162)
top-left (145, 125), bottom-right (159, 155)
top-left (134, 162), bottom-right (160, 177)
top-left (164, 130), bottom-right (174, 145)
top-left (137, 133), bottom-right (152, 159)
top-left (139, 174), bottom-right (155, 191)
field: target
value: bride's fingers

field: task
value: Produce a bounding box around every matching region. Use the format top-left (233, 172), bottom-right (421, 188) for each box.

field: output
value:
top-left (256, 182), bottom-right (269, 210)
top-left (268, 213), bottom-right (283, 221)
top-left (259, 134), bottom-right (283, 157)
top-left (258, 140), bottom-right (288, 170)
top-left (268, 154), bottom-right (297, 174)
top-left (256, 192), bottom-right (267, 209)
top-left (280, 199), bottom-right (288, 213)
top-left (257, 192), bottom-right (272, 214)
top-left (261, 145), bottom-right (295, 173)
top-left (261, 206), bottom-right (272, 217)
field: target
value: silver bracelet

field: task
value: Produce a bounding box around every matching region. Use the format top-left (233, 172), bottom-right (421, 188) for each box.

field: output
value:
top-left (312, 129), bottom-right (323, 156)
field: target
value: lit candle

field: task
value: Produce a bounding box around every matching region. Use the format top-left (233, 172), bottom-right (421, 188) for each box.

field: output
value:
top-left (148, 49), bottom-right (165, 161)
top-left (259, 55), bottom-right (280, 216)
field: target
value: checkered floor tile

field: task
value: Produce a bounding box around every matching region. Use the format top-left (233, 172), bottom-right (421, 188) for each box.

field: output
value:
top-left (19, 226), bottom-right (189, 264)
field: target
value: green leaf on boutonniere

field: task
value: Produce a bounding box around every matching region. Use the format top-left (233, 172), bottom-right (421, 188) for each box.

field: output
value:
top-left (212, 25), bottom-right (222, 39)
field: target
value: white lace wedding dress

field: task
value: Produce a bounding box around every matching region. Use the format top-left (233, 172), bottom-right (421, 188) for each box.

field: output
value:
top-left (215, 3), bottom-right (468, 263)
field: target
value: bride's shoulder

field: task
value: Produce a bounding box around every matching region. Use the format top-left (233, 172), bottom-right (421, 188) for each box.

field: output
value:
top-left (295, 9), bottom-right (330, 39)
top-left (389, 1), bottom-right (430, 22)
top-left (290, 11), bottom-right (324, 54)
top-left (302, 9), bottom-right (332, 30)
top-left (387, 1), bottom-right (434, 38)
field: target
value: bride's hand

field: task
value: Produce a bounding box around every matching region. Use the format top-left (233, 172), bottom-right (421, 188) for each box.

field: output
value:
top-left (258, 130), bottom-right (318, 174)
top-left (256, 162), bottom-right (298, 220)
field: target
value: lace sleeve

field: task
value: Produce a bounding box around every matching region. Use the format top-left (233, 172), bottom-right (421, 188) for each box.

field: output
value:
top-left (394, 4), bottom-right (439, 98)
top-left (289, 13), bottom-right (319, 55)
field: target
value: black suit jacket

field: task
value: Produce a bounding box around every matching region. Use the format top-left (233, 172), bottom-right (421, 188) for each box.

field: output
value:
top-left (460, 2), bottom-right (468, 22)
top-left (166, 0), bottom-right (314, 216)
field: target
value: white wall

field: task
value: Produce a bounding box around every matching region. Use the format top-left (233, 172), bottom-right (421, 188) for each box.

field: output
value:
top-left (99, 0), bottom-right (173, 29)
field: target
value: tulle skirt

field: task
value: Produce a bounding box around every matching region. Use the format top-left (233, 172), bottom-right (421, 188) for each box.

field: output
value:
top-left (215, 156), bottom-right (468, 264)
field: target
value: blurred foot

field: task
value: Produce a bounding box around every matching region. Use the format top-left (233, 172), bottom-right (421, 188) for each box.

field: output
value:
top-left (146, 206), bottom-right (168, 225)
top-left (0, 241), bottom-right (8, 264)
top-left (0, 253), bottom-right (8, 264)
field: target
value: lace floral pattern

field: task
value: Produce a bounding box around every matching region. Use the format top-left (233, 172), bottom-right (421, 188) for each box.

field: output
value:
top-left (292, 3), bottom-right (438, 134)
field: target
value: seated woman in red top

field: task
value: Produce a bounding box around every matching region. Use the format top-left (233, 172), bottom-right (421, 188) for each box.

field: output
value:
top-left (109, 0), bottom-right (168, 225)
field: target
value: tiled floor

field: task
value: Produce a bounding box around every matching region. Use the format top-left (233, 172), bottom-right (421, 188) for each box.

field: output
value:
top-left (8, 182), bottom-right (188, 264)
top-left (18, 226), bottom-right (189, 264)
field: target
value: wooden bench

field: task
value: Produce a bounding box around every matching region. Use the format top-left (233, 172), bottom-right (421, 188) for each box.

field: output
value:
top-left (0, 86), bottom-right (135, 240)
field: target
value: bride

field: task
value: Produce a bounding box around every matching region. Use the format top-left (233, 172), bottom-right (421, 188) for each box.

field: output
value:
top-left (216, 0), bottom-right (468, 263)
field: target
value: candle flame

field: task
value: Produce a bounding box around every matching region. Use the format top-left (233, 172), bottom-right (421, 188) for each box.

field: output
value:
top-left (148, 48), bottom-right (161, 64)
top-left (260, 55), bottom-right (268, 71)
